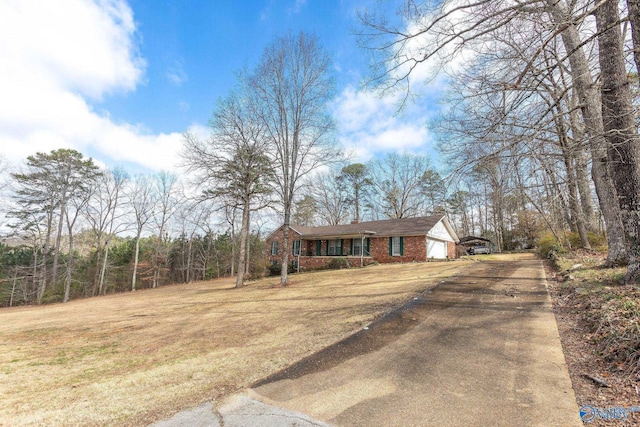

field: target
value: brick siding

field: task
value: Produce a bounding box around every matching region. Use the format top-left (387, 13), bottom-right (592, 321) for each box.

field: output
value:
top-left (448, 241), bottom-right (456, 259)
top-left (370, 235), bottom-right (426, 263)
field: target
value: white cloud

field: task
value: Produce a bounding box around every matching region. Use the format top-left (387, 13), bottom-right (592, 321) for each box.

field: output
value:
top-left (289, 0), bottom-right (307, 14)
top-left (167, 59), bottom-right (188, 86)
top-left (0, 0), bottom-right (182, 173)
top-left (332, 86), bottom-right (432, 162)
top-left (178, 101), bottom-right (191, 112)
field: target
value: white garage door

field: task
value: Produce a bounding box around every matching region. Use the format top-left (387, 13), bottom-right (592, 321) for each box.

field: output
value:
top-left (427, 239), bottom-right (447, 259)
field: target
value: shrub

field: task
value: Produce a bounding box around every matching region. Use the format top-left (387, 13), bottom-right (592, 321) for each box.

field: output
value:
top-left (267, 262), bottom-right (294, 276)
top-left (326, 257), bottom-right (350, 270)
top-left (566, 231), bottom-right (607, 250)
top-left (536, 232), bottom-right (564, 258)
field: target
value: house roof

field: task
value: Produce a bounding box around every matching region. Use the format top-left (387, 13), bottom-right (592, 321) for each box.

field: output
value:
top-left (278, 215), bottom-right (458, 241)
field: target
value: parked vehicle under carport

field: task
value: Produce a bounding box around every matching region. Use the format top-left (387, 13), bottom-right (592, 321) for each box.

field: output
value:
top-left (467, 245), bottom-right (491, 255)
top-left (458, 236), bottom-right (494, 256)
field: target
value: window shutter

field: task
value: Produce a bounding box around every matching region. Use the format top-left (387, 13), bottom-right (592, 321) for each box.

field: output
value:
top-left (316, 240), bottom-right (321, 256)
top-left (389, 238), bottom-right (393, 256)
top-left (366, 238), bottom-right (370, 256)
top-left (400, 237), bottom-right (404, 256)
top-left (339, 239), bottom-right (343, 256)
top-left (350, 239), bottom-right (354, 255)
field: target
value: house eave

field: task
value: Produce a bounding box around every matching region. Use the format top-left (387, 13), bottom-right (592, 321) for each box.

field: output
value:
top-left (297, 231), bottom-right (377, 240)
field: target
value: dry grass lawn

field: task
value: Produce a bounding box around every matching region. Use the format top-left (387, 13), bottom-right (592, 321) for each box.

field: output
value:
top-left (0, 260), bottom-right (471, 426)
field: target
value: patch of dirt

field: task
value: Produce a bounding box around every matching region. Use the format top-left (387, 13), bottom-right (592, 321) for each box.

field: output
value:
top-left (546, 257), bottom-right (640, 426)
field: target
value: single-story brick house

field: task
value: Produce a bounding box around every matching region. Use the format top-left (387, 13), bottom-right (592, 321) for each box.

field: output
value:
top-left (266, 215), bottom-right (459, 270)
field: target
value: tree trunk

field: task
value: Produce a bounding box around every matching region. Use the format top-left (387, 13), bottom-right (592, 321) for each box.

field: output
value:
top-left (32, 247), bottom-right (39, 304)
top-left (575, 150), bottom-right (596, 230)
top-left (627, 0), bottom-right (640, 78)
top-left (51, 195), bottom-right (67, 289)
top-left (132, 231), bottom-right (141, 292)
top-left (99, 241), bottom-right (110, 295)
top-left (186, 238), bottom-right (193, 283)
top-left (235, 199), bottom-right (251, 288)
top-left (546, 0), bottom-right (627, 264)
top-left (568, 89), bottom-right (597, 231)
top-left (10, 269), bottom-right (17, 307)
top-left (596, 0), bottom-right (640, 282)
top-left (245, 231), bottom-right (251, 275)
top-left (63, 234), bottom-right (74, 303)
top-left (230, 221), bottom-right (236, 278)
top-left (280, 220), bottom-right (291, 286)
top-left (555, 112), bottom-right (591, 249)
top-left (37, 212), bottom-right (54, 304)
top-left (92, 240), bottom-right (103, 297)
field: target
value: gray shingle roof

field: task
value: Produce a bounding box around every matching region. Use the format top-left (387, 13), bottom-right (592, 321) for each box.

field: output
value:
top-left (289, 215), bottom-right (447, 238)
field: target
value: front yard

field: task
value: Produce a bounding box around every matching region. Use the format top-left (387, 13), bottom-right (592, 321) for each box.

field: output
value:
top-left (0, 260), bottom-right (470, 426)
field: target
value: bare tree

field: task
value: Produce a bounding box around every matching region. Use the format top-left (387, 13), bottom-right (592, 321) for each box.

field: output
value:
top-left (339, 163), bottom-right (372, 222)
top-left (305, 167), bottom-right (350, 226)
top-left (128, 174), bottom-right (156, 292)
top-left (85, 167), bottom-right (129, 295)
top-left (250, 31), bottom-right (337, 285)
top-left (63, 184), bottom-right (94, 303)
top-left (595, 0), bottom-right (640, 282)
top-left (369, 153), bottom-right (432, 219)
top-left (545, 0), bottom-right (626, 264)
top-left (358, 0), bottom-right (627, 262)
top-left (151, 171), bottom-right (178, 288)
top-left (182, 81), bottom-right (273, 288)
top-left (292, 195), bottom-right (318, 226)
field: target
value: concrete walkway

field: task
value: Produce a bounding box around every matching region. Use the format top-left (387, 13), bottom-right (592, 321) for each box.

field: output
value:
top-left (152, 256), bottom-right (582, 426)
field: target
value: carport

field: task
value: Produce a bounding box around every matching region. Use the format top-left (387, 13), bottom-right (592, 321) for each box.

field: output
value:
top-left (457, 236), bottom-right (494, 255)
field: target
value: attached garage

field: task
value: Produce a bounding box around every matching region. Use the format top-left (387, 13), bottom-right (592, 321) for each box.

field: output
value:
top-left (427, 239), bottom-right (448, 259)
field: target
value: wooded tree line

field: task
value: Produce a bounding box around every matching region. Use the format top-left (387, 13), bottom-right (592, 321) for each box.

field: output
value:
top-left (0, 31), bottom-right (337, 304)
top-left (358, 0), bottom-right (640, 282)
top-left (0, 149), bottom-right (269, 306)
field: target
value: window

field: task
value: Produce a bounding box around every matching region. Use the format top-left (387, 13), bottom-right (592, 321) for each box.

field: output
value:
top-left (390, 237), bottom-right (404, 256)
top-left (328, 239), bottom-right (342, 256)
top-left (270, 240), bottom-right (279, 255)
top-left (292, 240), bottom-right (301, 256)
top-left (351, 238), bottom-right (370, 256)
top-left (352, 239), bottom-right (362, 256)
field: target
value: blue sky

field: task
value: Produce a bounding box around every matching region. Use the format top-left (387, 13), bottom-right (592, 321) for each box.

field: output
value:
top-left (0, 0), bottom-right (444, 174)
top-left (103, 0), bottom-right (367, 133)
